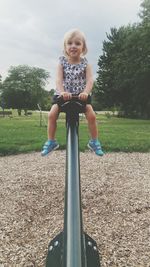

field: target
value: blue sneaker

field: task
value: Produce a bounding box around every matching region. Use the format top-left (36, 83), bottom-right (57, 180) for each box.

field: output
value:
top-left (88, 139), bottom-right (104, 156)
top-left (41, 140), bottom-right (59, 156)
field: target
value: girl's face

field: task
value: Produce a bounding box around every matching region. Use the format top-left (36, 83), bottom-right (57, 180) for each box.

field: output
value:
top-left (65, 36), bottom-right (84, 59)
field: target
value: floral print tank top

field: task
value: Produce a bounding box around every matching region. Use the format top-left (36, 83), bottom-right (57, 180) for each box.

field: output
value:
top-left (56, 56), bottom-right (88, 95)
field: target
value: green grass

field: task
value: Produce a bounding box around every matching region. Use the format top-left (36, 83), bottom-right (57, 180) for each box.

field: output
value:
top-left (0, 110), bottom-right (150, 155)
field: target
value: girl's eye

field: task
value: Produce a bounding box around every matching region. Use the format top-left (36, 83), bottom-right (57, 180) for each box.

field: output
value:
top-left (67, 41), bottom-right (82, 46)
top-left (76, 42), bottom-right (81, 46)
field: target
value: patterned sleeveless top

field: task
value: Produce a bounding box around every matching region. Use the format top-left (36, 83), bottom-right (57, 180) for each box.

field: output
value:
top-left (56, 56), bottom-right (88, 95)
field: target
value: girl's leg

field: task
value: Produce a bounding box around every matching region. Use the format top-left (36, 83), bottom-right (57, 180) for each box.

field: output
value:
top-left (41, 104), bottom-right (60, 156)
top-left (85, 104), bottom-right (98, 139)
top-left (47, 104), bottom-right (59, 140)
top-left (85, 105), bottom-right (104, 156)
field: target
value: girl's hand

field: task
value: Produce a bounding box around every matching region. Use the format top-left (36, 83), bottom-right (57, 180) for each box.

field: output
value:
top-left (78, 92), bottom-right (88, 101)
top-left (61, 91), bottom-right (72, 101)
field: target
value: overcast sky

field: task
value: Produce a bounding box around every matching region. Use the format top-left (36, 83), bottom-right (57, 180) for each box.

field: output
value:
top-left (0, 0), bottom-right (142, 90)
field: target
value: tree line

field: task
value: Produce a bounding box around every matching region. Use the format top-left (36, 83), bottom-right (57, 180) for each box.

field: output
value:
top-left (94, 0), bottom-right (150, 118)
top-left (0, 0), bottom-right (149, 118)
top-left (0, 65), bottom-right (52, 115)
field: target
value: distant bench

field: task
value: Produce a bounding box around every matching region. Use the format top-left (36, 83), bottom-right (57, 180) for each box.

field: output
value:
top-left (0, 111), bottom-right (12, 117)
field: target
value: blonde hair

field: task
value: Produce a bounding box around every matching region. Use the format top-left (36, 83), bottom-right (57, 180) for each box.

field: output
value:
top-left (63, 29), bottom-right (88, 56)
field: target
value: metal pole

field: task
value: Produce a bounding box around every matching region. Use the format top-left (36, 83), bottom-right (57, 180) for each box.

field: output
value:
top-left (63, 118), bottom-right (86, 267)
top-left (46, 99), bottom-right (101, 267)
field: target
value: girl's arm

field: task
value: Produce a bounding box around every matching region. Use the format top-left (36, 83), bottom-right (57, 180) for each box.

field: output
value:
top-left (84, 64), bottom-right (94, 94)
top-left (79, 64), bottom-right (94, 100)
top-left (56, 63), bottom-right (65, 93)
top-left (56, 64), bottom-right (72, 100)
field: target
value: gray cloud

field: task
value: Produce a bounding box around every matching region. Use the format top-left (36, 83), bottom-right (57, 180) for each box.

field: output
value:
top-left (0, 0), bottom-right (141, 89)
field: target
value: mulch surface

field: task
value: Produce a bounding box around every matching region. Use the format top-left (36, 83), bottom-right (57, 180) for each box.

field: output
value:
top-left (0, 151), bottom-right (150, 266)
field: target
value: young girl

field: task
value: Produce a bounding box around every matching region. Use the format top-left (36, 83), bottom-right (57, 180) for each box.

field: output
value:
top-left (41, 29), bottom-right (104, 156)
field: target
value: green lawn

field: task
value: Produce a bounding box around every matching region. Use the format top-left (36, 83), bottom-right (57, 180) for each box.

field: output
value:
top-left (0, 110), bottom-right (150, 155)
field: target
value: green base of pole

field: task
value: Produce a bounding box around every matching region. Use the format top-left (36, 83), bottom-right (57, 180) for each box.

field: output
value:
top-left (46, 232), bottom-right (101, 267)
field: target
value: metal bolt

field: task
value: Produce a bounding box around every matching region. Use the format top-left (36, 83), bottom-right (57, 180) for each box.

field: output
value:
top-left (49, 245), bottom-right (53, 251)
top-left (54, 241), bottom-right (59, 247)
top-left (88, 241), bottom-right (92, 247)
top-left (93, 246), bottom-right (97, 251)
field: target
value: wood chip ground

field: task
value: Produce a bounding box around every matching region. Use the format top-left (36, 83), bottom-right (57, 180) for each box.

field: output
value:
top-left (0, 151), bottom-right (150, 267)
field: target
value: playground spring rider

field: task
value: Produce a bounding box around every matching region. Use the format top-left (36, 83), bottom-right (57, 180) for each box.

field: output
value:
top-left (46, 95), bottom-right (101, 267)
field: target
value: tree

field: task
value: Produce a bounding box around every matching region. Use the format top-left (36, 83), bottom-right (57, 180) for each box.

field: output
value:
top-left (0, 74), bottom-right (2, 84)
top-left (96, 0), bottom-right (150, 118)
top-left (0, 74), bottom-right (2, 93)
top-left (139, 0), bottom-right (150, 23)
top-left (97, 26), bottom-right (135, 110)
top-left (0, 74), bottom-right (4, 109)
top-left (2, 65), bottom-right (50, 115)
top-left (38, 89), bottom-right (54, 111)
